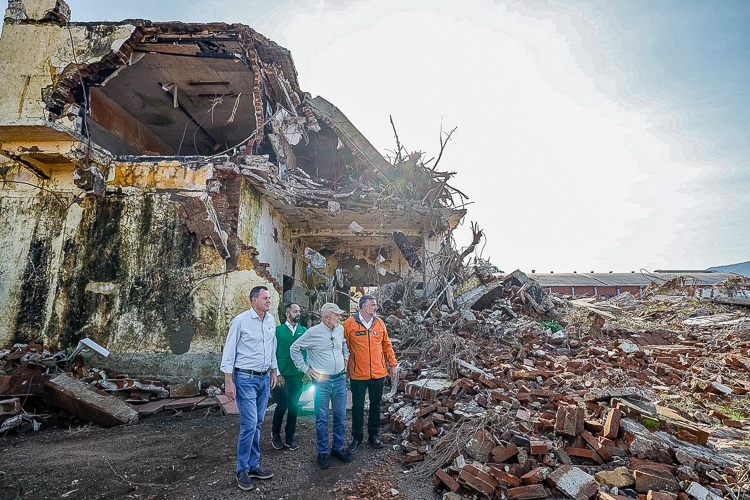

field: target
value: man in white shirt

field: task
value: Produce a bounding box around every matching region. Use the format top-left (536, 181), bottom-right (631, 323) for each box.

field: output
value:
top-left (220, 285), bottom-right (279, 491)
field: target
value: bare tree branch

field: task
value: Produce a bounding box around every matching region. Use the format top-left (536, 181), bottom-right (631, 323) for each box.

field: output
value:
top-left (432, 124), bottom-right (457, 172)
top-left (389, 115), bottom-right (404, 164)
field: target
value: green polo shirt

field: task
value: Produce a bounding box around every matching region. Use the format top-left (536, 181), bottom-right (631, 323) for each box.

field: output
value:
top-left (275, 322), bottom-right (307, 377)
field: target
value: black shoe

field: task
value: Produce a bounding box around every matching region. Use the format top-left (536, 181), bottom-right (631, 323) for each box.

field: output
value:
top-left (247, 466), bottom-right (274, 479)
top-left (236, 471), bottom-right (253, 490)
top-left (317, 453), bottom-right (330, 469)
top-left (285, 437), bottom-right (300, 451)
top-left (368, 436), bottom-right (384, 449)
top-left (347, 440), bottom-right (362, 454)
top-left (272, 433), bottom-right (283, 450)
top-left (331, 449), bottom-right (353, 463)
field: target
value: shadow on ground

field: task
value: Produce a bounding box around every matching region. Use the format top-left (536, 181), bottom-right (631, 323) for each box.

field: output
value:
top-left (0, 410), bottom-right (438, 500)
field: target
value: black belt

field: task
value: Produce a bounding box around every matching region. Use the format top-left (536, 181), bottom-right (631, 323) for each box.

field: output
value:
top-left (235, 368), bottom-right (270, 375)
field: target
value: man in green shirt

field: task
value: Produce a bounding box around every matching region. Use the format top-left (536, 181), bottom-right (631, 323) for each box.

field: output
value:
top-left (272, 303), bottom-right (307, 451)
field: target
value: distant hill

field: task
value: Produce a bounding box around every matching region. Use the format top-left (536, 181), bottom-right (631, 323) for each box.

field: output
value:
top-left (708, 261), bottom-right (750, 277)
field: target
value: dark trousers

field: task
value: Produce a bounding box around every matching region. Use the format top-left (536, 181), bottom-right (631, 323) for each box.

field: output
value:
top-left (350, 377), bottom-right (385, 442)
top-left (271, 374), bottom-right (304, 440)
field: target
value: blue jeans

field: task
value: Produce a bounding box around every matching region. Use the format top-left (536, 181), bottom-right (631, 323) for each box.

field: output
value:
top-left (234, 371), bottom-right (270, 472)
top-left (313, 374), bottom-right (347, 454)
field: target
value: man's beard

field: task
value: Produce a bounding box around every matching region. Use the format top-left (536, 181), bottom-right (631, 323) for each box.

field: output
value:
top-left (289, 316), bottom-right (300, 325)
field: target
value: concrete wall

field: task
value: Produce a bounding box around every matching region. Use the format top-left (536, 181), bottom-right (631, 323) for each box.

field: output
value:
top-left (0, 9), bottom-right (134, 127)
top-left (0, 159), bottom-right (281, 381)
top-left (237, 178), bottom-right (295, 284)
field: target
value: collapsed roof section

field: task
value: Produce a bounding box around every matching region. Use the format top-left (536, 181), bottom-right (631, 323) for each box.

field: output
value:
top-left (0, 0), bottom-right (467, 297)
top-left (1, 6), bottom-right (466, 211)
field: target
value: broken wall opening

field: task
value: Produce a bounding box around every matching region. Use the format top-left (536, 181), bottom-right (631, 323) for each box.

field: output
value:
top-left (88, 45), bottom-right (259, 156)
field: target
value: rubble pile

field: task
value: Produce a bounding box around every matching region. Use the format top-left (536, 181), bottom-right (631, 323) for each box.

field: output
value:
top-left (0, 341), bottom-right (233, 434)
top-left (381, 271), bottom-right (750, 500)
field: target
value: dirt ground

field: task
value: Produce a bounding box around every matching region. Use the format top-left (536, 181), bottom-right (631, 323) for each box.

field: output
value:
top-left (0, 408), bottom-right (438, 500)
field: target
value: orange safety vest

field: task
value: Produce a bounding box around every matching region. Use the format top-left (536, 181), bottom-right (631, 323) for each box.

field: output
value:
top-left (343, 314), bottom-right (397, 380)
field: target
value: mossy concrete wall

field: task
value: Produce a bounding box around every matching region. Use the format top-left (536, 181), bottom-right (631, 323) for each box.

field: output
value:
top-left (237, 178), bottom-right (296, 285)
top-left (0, 159), bottom-right (281, 381)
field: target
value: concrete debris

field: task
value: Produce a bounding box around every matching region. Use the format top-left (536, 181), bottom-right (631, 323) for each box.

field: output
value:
top-left (43, 374), bottom-right (139, 427)
top-left (327, 200), bottom-right (341, 216)
top-left (348, 220), bottom-right (365, 234)
top-left (594, 466), bottom-right (634, 488)
top-left (304, 247), bottom-right (328, 269)
top-left (683, 481), bottom-right (724, 500)
top-left (547, 465), bottom-right (598, 499)
top-left (0, 341), bottom-right (223, 431)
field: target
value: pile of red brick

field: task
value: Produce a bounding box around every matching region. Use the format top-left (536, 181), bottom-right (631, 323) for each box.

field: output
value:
top-left (382, 294), bottom-right (750, 500)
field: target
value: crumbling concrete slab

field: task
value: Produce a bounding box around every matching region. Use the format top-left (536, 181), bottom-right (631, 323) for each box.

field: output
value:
top-left (546, 465), bottom-right (598, 499)
top-left (684, 481), bottom-right (723, 500)
top-left (43, 374), bottom-right (138, 427)
top-left (405, 379), bottom-right (452, 400)
top-left (455, 359), bottom-right (495, 380)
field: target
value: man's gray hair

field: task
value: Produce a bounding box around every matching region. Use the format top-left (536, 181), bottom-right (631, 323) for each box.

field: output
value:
top-left (250, 285), bottom-right (268, 300)
top-left (285, 303), bottom-right (299, 312)
top-left (359, 295), bottom-right (376, 309)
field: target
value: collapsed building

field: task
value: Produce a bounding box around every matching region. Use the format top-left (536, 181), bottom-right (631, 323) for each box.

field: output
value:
top-left (0, 0), bottom-right (467, 379)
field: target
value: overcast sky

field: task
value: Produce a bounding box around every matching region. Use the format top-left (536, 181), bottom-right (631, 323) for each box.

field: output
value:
top-left (68, 0), bottom-right (750, 273)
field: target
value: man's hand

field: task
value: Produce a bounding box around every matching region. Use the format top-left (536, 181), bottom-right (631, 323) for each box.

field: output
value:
top-left (306, 367), bottom-right (322, 381)
top-left (276, 375), bottom-right (285, 388)
top-left (389, 365), bottom-right (399, 379)
top-left (270, 370), bottom-right (278, 390)
top-left (225, 376), bottom-right (237, 402)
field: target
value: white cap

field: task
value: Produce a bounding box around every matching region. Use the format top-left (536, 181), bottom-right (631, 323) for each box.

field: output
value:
top-left (321, 302), bottom-right (345, 315)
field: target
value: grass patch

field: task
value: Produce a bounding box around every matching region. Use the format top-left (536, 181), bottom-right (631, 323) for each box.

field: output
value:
top-left (641, 417), bottom-right (660, 430)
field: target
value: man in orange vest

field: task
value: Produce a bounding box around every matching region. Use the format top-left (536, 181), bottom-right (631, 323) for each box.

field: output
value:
top-left (343, 295), bottom-right (398, 453)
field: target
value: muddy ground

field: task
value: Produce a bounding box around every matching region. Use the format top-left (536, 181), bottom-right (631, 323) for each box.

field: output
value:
top-left (0, 408), bottom-right (437, 500)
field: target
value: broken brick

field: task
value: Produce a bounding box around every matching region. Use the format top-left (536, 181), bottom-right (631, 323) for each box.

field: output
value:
top-left (434, 469), bottom-right (460, 492)
top-left (521, 467), bottom-right (549, 485)
top-left (458, 469), bottom-right (495, 497)
top-left (506, 484), bottom-right (548, 499)
top-left (581, 430), bottom-right (612, 462)
top-left (529, 440), bottom-right (548, 455)
top-left (555, 405), bottom-right (584, 437)
top-left (491, 442), bottom-right (519, 463)
top-left (489, 466), bottom-right (522, 487)
top-left (603, 407), bottom-right (622, 439)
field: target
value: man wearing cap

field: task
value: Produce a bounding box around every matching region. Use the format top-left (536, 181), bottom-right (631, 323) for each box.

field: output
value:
top-left (343, 295), bottom-right (398, 454)
top-left (271, 303), bottom-right (307, 451)
top-left (220, 285), bottom-right (278, 491)
top-left (289, 302), bottom-right (352, 469)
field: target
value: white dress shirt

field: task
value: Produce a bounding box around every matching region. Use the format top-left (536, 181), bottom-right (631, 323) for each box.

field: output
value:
top-left (361, 314), bottom-right (375, 330)
top-left (285, 321), bottom-right (299, 334)
top-left (220, 308), bottom-right (278, 374)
